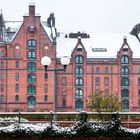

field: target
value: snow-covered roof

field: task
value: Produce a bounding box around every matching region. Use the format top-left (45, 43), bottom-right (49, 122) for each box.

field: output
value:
top-left (4, 21), bottom-right (140, 58)
top-left (57, 33), bottom-right (140, 58)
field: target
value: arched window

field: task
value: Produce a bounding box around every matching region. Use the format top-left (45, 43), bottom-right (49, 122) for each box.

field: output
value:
top-left (75, 67), bottom-right (83, 76)
top-left (121, 67), bottom-right (129, 75)
top-left (121, 99), bottom-right (129, 111)
top-left (105, 67), bottom-right (109, 73)
top-left (75, 55), bottom-right (83, 64)
top-left (15, 95), bottom-right (19, 102)
top-left (75, 89), bottom-right (83, 98)
top-left (75, 100), bottom-right (83, 110)
top-left (28, 39), bottom-right (36, 49)
top-left (44, 95), bottom-right (48, 102)
top-left (28, 62), bottom-right (36, 71)
top-left (96, 67), bottom-right (100, 73)
top-left (28, 73), bottom-right (36, 84)
top-left (75, 78), bottom-right (84, 86)
top-left (121, 78), bottom-right (129, 86)
top-left (27, 96), bottom-right (36, 105)
top-left (121, 56), bottom-right (129, 64)
top-left (121, 89), bottom-right (129, 98)
top-left (28, 85), bottom-right (36, 94)
top-left (28, 51), bottom-right (36, 59)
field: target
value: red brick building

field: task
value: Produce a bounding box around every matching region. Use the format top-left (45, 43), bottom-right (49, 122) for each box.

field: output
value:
top-left (0, 4), bottom-right (140, 112)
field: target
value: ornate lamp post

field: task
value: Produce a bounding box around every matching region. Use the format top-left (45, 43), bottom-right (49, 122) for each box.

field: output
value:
top-left (41, 56), bottom-right (70, 114)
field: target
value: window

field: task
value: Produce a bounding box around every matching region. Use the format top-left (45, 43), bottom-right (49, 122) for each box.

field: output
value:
top-left (29, 26), bottom-right (35, 33)
top-left (28, 73), bottom-right (36, 84)
top-left (15, 84), bottom-right (19, 93)
top-left (44, 84), bottom-right (48, 93)
top-left (121, 89), bottom-right (129, 98)
top-left (28, 51), bottom-right (36, 59)
top-left (104, 89), bottom-right (109, 96)
top-left (138, 78), bottom-right (140, 86)
top-left (14, 51), bottom-right (21, 58)
top-left (15, 95), bottom-right (19, 102)
top-left (28, 39), bottom-right (36, 49)
top-left (104, 77), bottom-right (109, 86)
top-left (27, 62), bottom-right (36, 71)
top-left (105, 67), bottom-right (109, 73)
top-left (75, 55), bottom-right (83, 64)
top-left (121, 56), bottom-right (129, 64)
top-left (62, 77), bottom-right (67, 85)
top-left (139, 100), bottom-right (140, 107)
top-left (0, 84), bottom-right (4, 93)
top-left (139, 89), bottom-right (140, 96)
top-left (75, 89), bottom-right (83, 98)
top-left (44, 95), bottom-right (48, 102)
top-left (0, 73), bottom-right (4, 81)
top-left (121, 67), bottom-right (129, 75)
top-left (15, 73), bottom-right (19, 81)
top-left (27, 96), bottom-right (36, 105)
top-left (96, 67), bottom-right (100, 73)
top-left (62, 99), bottom-right (66, 107)
top-left (28, 85), bottom-right (36, 94)
top-left (75, 78), bottom-right (84, 86)
top-left (0, 95), bottom-right (4, 103)
top-left (121, 78), bottom-right (129, 86)
top-left (75, 67), bottom-right (83, 76)
top-left (95, 77), bottom-right (100, 86)
top-left (16, 61), bottom-right (19, 69)
top-left (0, 51), bottom-right (4, 58)
top-left (0, 61), bottom-right (4, 69)
top-left (121, 99), bottom-right (129, 111)
top-left (75, 100), bottom-right (83, 111)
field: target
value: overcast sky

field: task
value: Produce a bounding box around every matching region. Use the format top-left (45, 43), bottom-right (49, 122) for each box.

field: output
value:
top-left (1, 0), bottom-right (140, 34)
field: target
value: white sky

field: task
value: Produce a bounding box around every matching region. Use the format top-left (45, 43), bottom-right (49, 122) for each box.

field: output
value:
top-left (1, 0), bottom-right (140, 33)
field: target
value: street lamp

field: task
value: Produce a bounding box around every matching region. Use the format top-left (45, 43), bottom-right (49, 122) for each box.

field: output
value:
top-left (41, 56), bottom-right (70, 115)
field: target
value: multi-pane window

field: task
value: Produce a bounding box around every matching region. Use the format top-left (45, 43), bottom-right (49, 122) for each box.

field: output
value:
top-left (28, 51), bottom-right (36, 59)
top-left (121, 89), bottom-right (129, 98)
top-left (75, 78), bottom-right (84, 86)
top-left (0, 51), bottom-right (4, 58)
top-left (0, 61), bottom-right (4, 69)
top-left (27, 62), bottom-right (36, 71)
top-left (0, 95), bottom-right (4, 102)
top-left (28, 73), bottom-right (36, 84)
top-left (75, 55), bottom-right (83, 64)
top-left (104, 77), bottom-right (109, 86)
top-left (16, 61), bottom-right (19, 69)
top-left (121, 99), bottom-right (129, 111)
top-left (75, 67), bottom-right (83, 76)
top-left (27, 96), bottom-right (36, 105)
top-left (104, 89), bottom-right (109, 96)
top-left (44, 95), bottom-right (48, 102)
top-left (121, 78), bottom-right (129, 86)
top-left (28, 39), bottom-right (36, 49)
top-left (15, 73), bottom-right (19, 81)
top-left (121, 67), bottom-right (129, 75)
top-left (15, 95), bottom-right (19, 102)
top-left (121, 56), bottom-right (129, 64)
top-left (95, 77), bottom-right (100, 86)
top-left (15, 84), bottom-right (19, 93)
top-left (75, 89), bottom-right (83, 98)
top-left (62, 99), bottom-right (66, 107)
top-left (28, 85), bottom-right (36, 95)
top-left (75, 100), bottom-right (83, 110)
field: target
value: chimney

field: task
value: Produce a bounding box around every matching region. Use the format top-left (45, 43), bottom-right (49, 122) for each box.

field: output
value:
top-left (29, 3), bottom-right (35, 16)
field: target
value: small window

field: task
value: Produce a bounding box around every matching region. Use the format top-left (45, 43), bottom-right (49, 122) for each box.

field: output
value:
top-left (75, 55), bottom-right (83, 64)
top-left (44, 95), bottom-right (48, 102)
top-left (29, 26), bottom-right (35, 32)
top-left (62, 99), bottom-right (66, 107)
top-left (28, 73), bottom-right (36, 84)
top-left (75, 67), bottom-right (83, 76)
top-left (138, 78), bottom-right (140, 86)
top-left (105, 67), bottom-right (109, 73)
top-left (27, 96), bottom-right (36, 105)
top-left (0, 73), bottom-right (4, 81)
top-left (16, 61), bottom-right (19, 69)
top-left (95, 77), bottom-right (100, 86)
top-left (75, 78), bottom-right (84, 86)
top-left (96, 67), bottom-right (100, 73)
top-left (28, 51), bottom-right (36, 59)
top-left (15, 73), bottom-right (19, 81)
top-left (121, 89), bottom-right (129, 98)
top-left (0, 95), bottom-right (4, 103)
top-left (121, 78), bottom-right (129, 86)
top-left (62, 77), bottom-right (67, 85)
top-left (28, 62), bottom-right (36, 71)
top-left (121, 67), bottom-right (129, 75)
top-left (44, 84), bottom-right (48, 93)
top-left (28, 85), bottom-right (36, 95)
top-left (1, 61), bottom-right (4, 69)
top-left (15, 95), bottom-right (19, 102)
top-left (75, 89), bottom-right (83, 98)
top-left (104, 89), bottom-right (109, 96)
top-left (0, 84), bottom-right (4, 93)
top-left (15, 84), bottom-right (19, 93)
top-left (75, 100), bottom-right (83, 111)
top-left (104, 77), bottom-right (109, 86)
